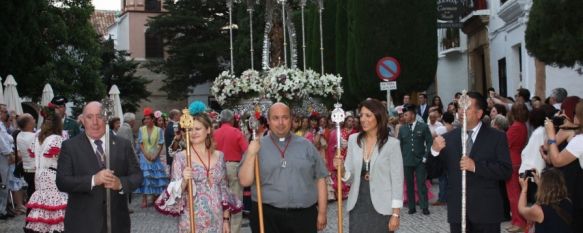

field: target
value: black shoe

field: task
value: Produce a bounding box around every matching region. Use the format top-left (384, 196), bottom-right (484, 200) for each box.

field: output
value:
top-left (0, 213), bottom-right (14, 219)
top-left (422, 208), bottom-right (430, 215)
top-left (408, 208), bottom-right (416, 214)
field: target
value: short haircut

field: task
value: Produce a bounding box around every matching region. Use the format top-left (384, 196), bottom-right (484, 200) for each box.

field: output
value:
top-left (442, 112), bottom-right (455, 124)
top-left (492, 103), bottom-right (508, 116)
top-left (123, 112), bottom-right (136, 122)
top-left (528, 107), bottom-right (546, 128)
top-left (467, 91), bottom-right (487, 118)
top-left (220, 109), bottom-right (234, 123)
top-left (517, 88), bottom-right (531, 102)
top-left (508, 102), bottom-right (529, 123)
top-left (550, 88), bottom-right (567, 103)
top-left (17, 113), bottom-right (33, 129)
top-left (169, 109), bottom-right (181, 119)
top-left (492, 115), bottom-right (509, 131)
top-left (419, 93), bottom-right (428, 99)
top-left (454, 92), bottom-right (462, 98)
top-left (487, 87), bottom-right (495, 92)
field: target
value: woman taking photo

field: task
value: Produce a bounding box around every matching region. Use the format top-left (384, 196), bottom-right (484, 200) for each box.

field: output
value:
top-left (155, 102), bottom-right (241, 233)
top-left (518, 168), bottom-right (573, 233)
top-left (335, 99), bottom-right (403, 232)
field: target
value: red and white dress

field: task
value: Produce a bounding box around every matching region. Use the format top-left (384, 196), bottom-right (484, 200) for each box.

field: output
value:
top-left (25, 134), bottom-right (67, 233)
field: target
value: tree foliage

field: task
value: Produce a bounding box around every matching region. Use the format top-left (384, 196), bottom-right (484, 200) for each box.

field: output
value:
top-left (146, 0), bottom-right (229, 99)
top-left (339, 0), bottom-right (437, 108)
top-left (0, 0), bottom-right (105, 115)
top-left (100, 39), bottom-right (152, 113)
top-left (525, 0), bottom-right (583, 67)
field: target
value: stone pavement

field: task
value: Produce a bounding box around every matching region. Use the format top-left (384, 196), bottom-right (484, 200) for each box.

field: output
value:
top-left (1, 184), bottom-right (514, 233)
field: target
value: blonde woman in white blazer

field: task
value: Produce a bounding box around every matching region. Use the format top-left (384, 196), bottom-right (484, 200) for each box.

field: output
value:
top-left (335, 99), bottom-right (404, 233)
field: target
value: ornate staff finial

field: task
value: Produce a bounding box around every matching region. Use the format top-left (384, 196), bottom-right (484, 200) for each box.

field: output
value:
top-left (331, 103), bottom-right (345, 124)
top-left (180, 109), bottom-right (194, 130)
top-left (459, 90), bottom-right (471, 111)
top-left (101, 97), bottom-right (114, 121)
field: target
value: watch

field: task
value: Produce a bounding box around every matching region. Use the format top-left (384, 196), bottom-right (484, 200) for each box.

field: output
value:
top-left (547, 139), bottom-right (557, 145)
top-left (391, 213), bottom-right (400, 218)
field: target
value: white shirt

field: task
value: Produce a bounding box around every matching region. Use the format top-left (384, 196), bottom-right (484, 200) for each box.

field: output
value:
top-left (17, 131), bottom-right (36, 170)
top-left (0, 123), bottom-right (13, 155)
top-left (428, 121), bottom-right (444, 136)
top-left (519, 127), bottom-right (547, 174)
top-left (431, 122), bottom-right (482, 157)
top-left (565, 135), bottom-right (583, 169)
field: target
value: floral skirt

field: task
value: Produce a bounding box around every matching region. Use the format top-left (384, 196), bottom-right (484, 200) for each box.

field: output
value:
top-left (135, 154), bottom-right (169, 195)
top-left (25, 168), bottom-right (67, 233)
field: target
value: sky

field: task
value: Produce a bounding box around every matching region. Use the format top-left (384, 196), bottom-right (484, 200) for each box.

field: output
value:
top-left (92, 0), bottom-right (121, 11)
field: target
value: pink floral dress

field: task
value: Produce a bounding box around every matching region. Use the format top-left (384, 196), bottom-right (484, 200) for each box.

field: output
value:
top-left (25, 134), bottom-right (67, 233)
top-left (155, 151), bottom-right (242, 233)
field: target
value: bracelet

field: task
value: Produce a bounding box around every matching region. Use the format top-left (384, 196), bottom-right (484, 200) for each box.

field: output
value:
top-left (391, 213), bottom-right (400, 218)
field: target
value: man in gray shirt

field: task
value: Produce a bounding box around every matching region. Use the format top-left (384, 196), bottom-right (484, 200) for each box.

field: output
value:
top-left (239, 102), bottom-right (329, 233)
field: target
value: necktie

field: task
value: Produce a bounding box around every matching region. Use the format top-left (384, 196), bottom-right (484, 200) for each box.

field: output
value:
top-left (95, 139), bottom-right (105, 169)
top-left (409, 124), bottom-right (413, 131)
top-left (466, 130), bottom-right (474, 155)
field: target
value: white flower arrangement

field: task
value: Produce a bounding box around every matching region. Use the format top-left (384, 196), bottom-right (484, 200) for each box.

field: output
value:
top-left (211, 67), bottom-right (343, 106)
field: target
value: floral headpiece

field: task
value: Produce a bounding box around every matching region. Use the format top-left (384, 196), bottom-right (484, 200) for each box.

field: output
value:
top-left (143, 107), bottom-right (153, 116)
top-left (40, 105), bottom-right (57, 119)
top-left (154, 110), bottom-right (162, 119)
top-left (188, 101), bottom-right (207, 116)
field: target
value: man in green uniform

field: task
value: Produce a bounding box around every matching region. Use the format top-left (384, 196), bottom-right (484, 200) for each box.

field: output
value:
top-left (398, 104), bottom-right (433, 215)
top-left (51, 96), bottom-right (81, 139)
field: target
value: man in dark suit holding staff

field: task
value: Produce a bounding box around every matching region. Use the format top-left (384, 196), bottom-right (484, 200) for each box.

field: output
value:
top-left (431, 92), bottom-right (512, 233)
top-left (57, 101), bottom-right (143, 233)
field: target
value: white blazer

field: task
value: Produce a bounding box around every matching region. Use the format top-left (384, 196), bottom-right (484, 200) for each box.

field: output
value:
top-left (342, 134), bottom-right (404, 215)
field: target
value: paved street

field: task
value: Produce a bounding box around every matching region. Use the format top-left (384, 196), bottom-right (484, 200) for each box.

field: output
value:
top-left (1, 184), bottom-right (513, 233)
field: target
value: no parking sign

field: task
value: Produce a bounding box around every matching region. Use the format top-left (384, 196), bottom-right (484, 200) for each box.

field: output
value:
top-left (376, 57), bottom-right (401, 81)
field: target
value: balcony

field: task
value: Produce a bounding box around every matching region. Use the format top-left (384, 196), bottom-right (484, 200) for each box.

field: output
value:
top-left (498, 0), bottom-right (527, 23)
top-left (440, 28), bottom-right (462, 56)
top-left (460, 0), bottom-right (490, 35)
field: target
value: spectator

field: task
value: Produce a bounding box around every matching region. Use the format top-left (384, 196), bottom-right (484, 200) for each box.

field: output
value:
top-left (417, 93), bottom-right (429, 122)
top-left (108, 117), bottom-right (121, 135)
top-left (432, 95), bottom-right (445, 113)
top-left (505, 103), bottom-right (530, 232)
top-left (427, 108), bottom-right (443, 138)
top-left (549, 88), bottom-right (568, 110)
top-left (118, 113), bottom-right (136, 150)
top-left (518, 168), bottom-right (573, 233)
top-left (0, 105), bottom-right (14, 219)
top-left (16, 114), bottom-right (36, 199)
top-left (544, 99), bottom-right (583, 232)
top-left (491, 115), bottom-right (510, 132)
top-left (490, 103), bottom-right (508, 119)
top-left (531, 96), bottom-right (543, 109)
top-left (164, 109), bottom-right (181, 172)
top-left (519, 107), bottom-right (549, 175)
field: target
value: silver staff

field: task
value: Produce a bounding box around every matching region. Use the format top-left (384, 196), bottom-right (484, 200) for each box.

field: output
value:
top-left (458, 90), bottom-right (471, 233)
top-left (101, 98), bottom-right (114, 233)
top-left (331, 103), bottom-right (345, 233)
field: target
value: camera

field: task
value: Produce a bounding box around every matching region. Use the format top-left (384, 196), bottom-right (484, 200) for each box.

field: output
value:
top-left (552, 116), bottom-right (565, 127)
top-left (519, 169), bottom-right (535, 179)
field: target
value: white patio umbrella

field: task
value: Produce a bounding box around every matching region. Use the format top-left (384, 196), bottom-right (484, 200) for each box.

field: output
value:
top-left (3, 74), bottom-right (23, 115)
top-left (109, 85), bottom-right (124, 124)
top-left (0, 76), bottom-right (5, 105)
top-left (38, 83), bottom-right (55, 128)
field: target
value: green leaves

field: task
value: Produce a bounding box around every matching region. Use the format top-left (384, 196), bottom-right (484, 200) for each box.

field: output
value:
top-left (526, 0), bottom-right (583, 67)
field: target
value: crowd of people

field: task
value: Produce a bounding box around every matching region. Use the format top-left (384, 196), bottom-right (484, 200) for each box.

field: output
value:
top-left (0, 86), bottom-right (581, 233)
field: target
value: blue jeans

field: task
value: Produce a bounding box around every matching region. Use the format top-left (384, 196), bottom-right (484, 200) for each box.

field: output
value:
top-left (438, 173), bottom-right (448, 203)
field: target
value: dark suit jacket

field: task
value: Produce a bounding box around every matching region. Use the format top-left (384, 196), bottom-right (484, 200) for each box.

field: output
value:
top-left (164, 121), bottom-right (176, 165)
top-left (438, 124), bottom-right (512, 224)
top-left (64, 117), bottom-right (81, 139)
top-left (398, 122), bottom-right (433, 167)
top-left (417, 104), bottom-right (429, 123)
top-left (56, 133), bottom-right (143, 233)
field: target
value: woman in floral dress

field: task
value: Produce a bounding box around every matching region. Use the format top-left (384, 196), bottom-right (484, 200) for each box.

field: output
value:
top-left (135, 108), bottom-right (169, 207)
top-left (155, 102), bottom-right (241, 233)
top-left (25, 106), bottom-right (67, 233)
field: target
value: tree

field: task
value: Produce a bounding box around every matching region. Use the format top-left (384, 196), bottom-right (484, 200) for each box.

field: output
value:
top-left (146, 0), bottom-right (229, 99)
top-left (339, 0), bottom-right (437, 108)
top-left (101, 38), bottom-right (152, 113)
top-left (0, 0), bottom-right (105, 115)
top-left (525, 0), bottom-right (583, 67)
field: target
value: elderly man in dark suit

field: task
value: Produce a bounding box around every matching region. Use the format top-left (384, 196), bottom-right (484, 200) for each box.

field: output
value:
top-left (398, 104), bottom-right (433, 215)
top-left (431, 92), bottom-right (512, 233)
top-left (57, 101), bottom-right (143, 233)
